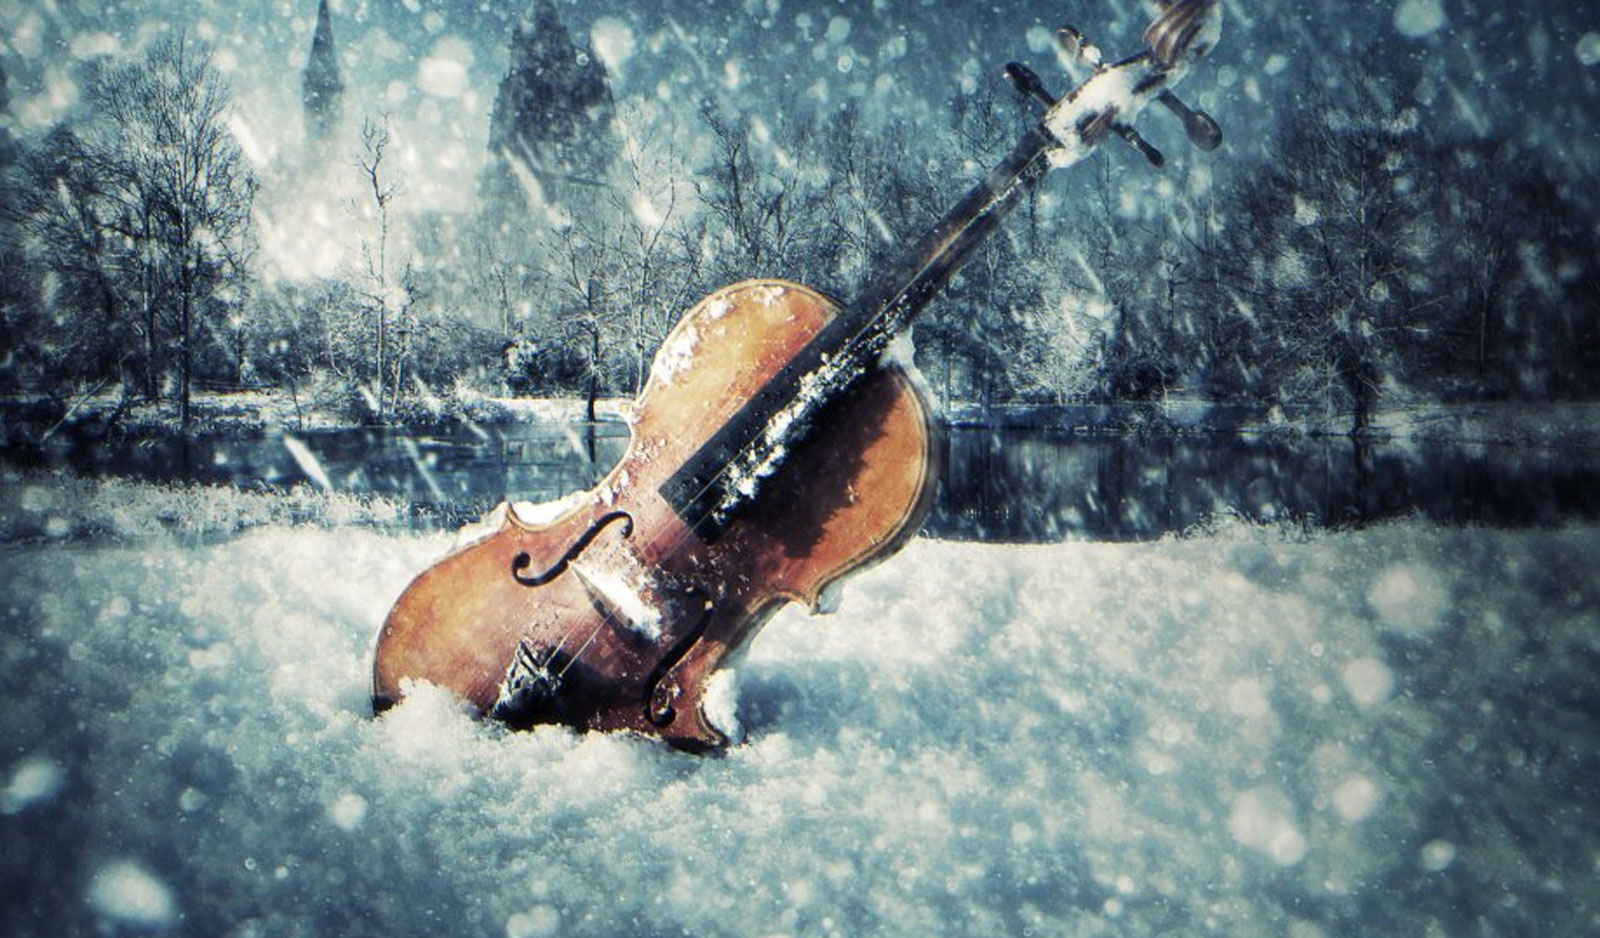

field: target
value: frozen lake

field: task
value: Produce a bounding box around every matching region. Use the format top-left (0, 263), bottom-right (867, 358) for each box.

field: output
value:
top-left (1, 477), bottom-right (1597, 936)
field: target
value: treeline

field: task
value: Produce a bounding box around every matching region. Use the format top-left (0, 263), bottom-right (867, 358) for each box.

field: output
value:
top-left (1, 38), bottom-right (1595, 437)
top-left (0, 39), bottom-right (254, 428)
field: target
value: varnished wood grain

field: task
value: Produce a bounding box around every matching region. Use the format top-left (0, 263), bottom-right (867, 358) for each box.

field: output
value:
top-left (372, 280), bottom-right (937, 749)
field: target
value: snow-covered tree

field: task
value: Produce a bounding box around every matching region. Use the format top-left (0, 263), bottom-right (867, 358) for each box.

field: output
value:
top-left (1208, 79), bottom-right (1442, 432)
top-left (605, 103), bottom-right (704, 394)
top-left (1428, 144), bottom-right (1600, 398)
top-left (0, 59), bottom-right (24, 394)
top-left (345, 115), bottom-right (427, 422)
top-left (9, 126), bottom-right (136, 398)
top-left (13, 36), bottom-right (256, 428)
top-left (692, 103), bottom-right (827, 288)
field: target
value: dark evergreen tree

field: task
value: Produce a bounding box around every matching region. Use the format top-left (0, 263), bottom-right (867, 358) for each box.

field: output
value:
top-left (302, 0), bottom-right (343, 145)
top-left (480, 1), bottom-right (616, 229)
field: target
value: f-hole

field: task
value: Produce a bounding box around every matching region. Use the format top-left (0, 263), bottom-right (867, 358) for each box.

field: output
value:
top-left (510, 511), bottom-right (634, 587)
top-left (644, 587), bottom-right (713, 727)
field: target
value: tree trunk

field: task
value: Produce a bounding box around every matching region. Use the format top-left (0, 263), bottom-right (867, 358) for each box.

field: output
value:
top-left (587, 276), bottom-right (602, 423)
top-left (587, 330), bottom-right (599, 424)
top-left (143, 259), bottom-right (158, 402)
top-left (376, 305), bottom-right (387, 423)
top-left (634, 302), bottom-right (646, 396)
top-left (391, 314), bottom-right (406, 416)
top-left (179, 286), bottom-right (192, 430)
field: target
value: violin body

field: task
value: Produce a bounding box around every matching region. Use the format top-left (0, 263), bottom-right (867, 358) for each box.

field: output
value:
top-left (372, 280), bottom-right (939, 749)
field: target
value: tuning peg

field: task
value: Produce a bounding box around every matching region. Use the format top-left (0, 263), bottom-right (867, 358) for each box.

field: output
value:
top-left (1003, 62), bottom-right (1057, 109)
top-left (1115, 124), bottom-right (1165, 167)
top-left (1156, 89), bottom-right (1223, 150)
top-left (1039, 7), bottom-right (1218, 169)
top-left (1057, 26), bottom-right (1104, 72)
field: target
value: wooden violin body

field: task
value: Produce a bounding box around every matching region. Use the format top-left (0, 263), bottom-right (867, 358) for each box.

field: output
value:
top-left (372, 280), bottom-right (938, 749)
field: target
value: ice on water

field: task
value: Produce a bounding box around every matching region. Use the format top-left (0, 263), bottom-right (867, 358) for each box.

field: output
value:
top-left (2, 483), bottom-right (1597, 936)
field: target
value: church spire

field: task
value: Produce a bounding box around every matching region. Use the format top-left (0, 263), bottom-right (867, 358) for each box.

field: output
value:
top-left (302, 0), bottom-right (343, 144)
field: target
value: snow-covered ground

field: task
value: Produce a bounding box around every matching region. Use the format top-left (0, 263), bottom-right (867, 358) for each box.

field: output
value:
top-left (2, 482), bottom-right (1596, 937)
top-left (0, 471), bottom-right (412, 543)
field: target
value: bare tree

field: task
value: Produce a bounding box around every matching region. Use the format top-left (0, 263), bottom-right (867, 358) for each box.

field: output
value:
top-left (543, 218), bottom-right (626, 422)
top-left (11, 126), bottom-right (136, 397)
top-left (1210, 78), bottom-right (1444, 434)
top-left (693, 104), bottom-right (823, 286)
top-left (87, 34), bottom-right (256, 428)
top-left (351, 114), bottom-right (422, 421)
top-left (606, 105), bottom-right (705, 394)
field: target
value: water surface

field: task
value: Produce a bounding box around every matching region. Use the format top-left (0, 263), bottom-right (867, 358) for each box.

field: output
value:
top-left (19, 420), bottom-right (1600, 541)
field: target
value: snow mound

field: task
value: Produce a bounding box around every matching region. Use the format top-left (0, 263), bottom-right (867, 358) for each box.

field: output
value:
top-left (2, 521), bottom-right (1597, 936)
top-left (0, 471), bottom-right (409, 543)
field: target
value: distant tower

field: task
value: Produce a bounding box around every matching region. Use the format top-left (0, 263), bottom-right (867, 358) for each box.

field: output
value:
top-left (481, 1), bottom-right (616, 225)
top-left (302, 0), bottom-right (343, 144)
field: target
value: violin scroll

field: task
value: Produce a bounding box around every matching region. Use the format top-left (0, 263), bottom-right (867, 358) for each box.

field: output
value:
top-left (1144, 0), bottom-right (1223, 70)
top-left (1033, 0), bottom-right (1223, 170)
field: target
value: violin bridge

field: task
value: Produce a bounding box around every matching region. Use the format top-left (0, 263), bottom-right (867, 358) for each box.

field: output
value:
top-left (569, 559), bottom-right (665, 642)
top-left (491, 640), bottom-right (561, 725)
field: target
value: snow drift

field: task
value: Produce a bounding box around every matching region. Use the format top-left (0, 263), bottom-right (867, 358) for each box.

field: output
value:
top-left (1, 497), bottom-right (1596, 937)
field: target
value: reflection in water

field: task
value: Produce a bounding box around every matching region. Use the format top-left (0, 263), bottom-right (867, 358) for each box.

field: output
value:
top-left (25, 421), bottom-right (629, 527)
top-left (18, 421), bottom-right (1600, 541)
top-left (930, 429), bottom-right (1600, 541)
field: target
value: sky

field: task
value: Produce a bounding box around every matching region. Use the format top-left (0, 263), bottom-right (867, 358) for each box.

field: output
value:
top-left (5, 0), bottom-right (1598, 220)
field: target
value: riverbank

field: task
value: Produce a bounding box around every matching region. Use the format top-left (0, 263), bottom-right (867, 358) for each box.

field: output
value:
top-left (0, 388), bottom-right (636, 445)
top-left (6, 388), bottom-right (1600, 452)
top-left (949, 398), bottom-right (1600, 450)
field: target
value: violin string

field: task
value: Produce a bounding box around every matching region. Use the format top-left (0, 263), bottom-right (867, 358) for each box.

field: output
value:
top-left (547, 544), bottom-right (624, 680)
top-left (549, 140), bottom-right (1057, 685)
top-left (628, 144), bottom-right (1053, 570)
top-left (557, 618), bottom-right (606, 679)
top-left (657, 138), bottom-right (1057, 558)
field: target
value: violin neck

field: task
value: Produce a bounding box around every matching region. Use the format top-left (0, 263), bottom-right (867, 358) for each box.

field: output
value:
top-left (840, 126), bottom-right (1056, 356)
top-left (658, 127), bottom-right (1058, 540)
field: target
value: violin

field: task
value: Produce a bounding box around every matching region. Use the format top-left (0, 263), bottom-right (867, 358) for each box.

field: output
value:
top-left (372, 0), bottom-right (1225, 750)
